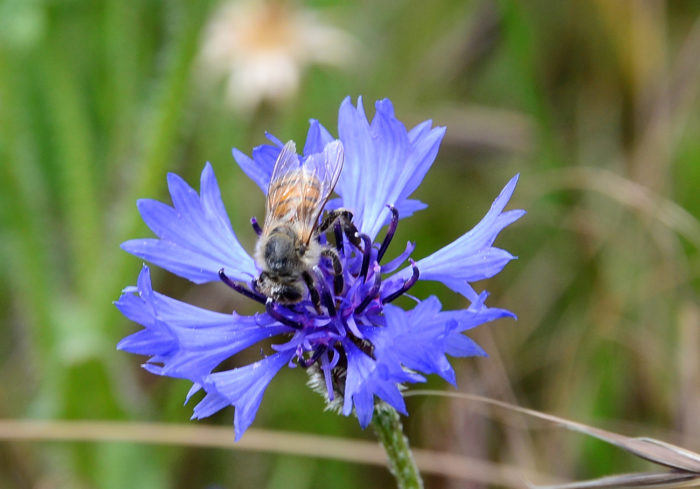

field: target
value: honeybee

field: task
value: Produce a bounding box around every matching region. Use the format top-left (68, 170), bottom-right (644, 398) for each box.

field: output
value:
top-left (253, 140), bottom-right (358, 309)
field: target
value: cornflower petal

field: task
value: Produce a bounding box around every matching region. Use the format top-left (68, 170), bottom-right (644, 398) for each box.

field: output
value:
top-left (116, 265), bottom-right (290, 383)
top-left (231, 148), bottom-right (272, 194)
top-left (190, 389), bottom-right (230, 420)
top-left (440, 291), bottom-right (517, 334)
top-left (365, 297), bottom-right (508, 387)
top-left (444, 335), bottom-right (487, 358)
top-left (232, 99), bottom-right (442, 238)
top-left (303, 119), bottom-right (335, 155)
top-left (233, 125), bottom-right (337, 195)
top-left (342, 340), bottom-right (413, 428)
top-left (374, 299), bottom-right (458, 385)
top-left (231, 133), bottom-right (286, 194)
top-left (200, 350), bottom-right (295, 440)
top-left (335, 97), bottom-right (446, 239)
top-left (122, 163), bottom-right (256, 283)
top-left (390, 199), bottom-right (428, 221)
top-left (324, 197), bottom-right (427, 225)
top-left (395, 174), bottom-right (525, 298)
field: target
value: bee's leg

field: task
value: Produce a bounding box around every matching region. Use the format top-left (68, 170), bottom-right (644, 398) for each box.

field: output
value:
top-left (302, 270), bottom-right (322, 313)
top-left (333, 221), bottom-right (344, 254)
top-left (321, 246), bottom-right (344, 295)
top-left (318, 208), bottom-right (348, 233)
top-left (318, 209), bottom-right (362, 249)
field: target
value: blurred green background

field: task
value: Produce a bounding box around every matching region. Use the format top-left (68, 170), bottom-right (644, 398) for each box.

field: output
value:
top-left (1, 0), bottom-right (699, 487)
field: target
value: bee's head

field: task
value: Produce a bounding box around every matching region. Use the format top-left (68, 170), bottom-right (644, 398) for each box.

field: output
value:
top-left (254, 271), bottom-right (304, 304)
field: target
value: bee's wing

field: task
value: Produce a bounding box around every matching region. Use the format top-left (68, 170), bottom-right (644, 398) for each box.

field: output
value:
top-left (264, 140), bottom-right (344, 244)
top-left (265, 141), bottom-right (302, 229)
top-left (297, 140), bottom-right (344, 244)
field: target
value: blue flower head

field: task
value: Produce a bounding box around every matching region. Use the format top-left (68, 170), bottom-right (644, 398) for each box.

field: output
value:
top-left (116, 97), bottom-right (525, 440)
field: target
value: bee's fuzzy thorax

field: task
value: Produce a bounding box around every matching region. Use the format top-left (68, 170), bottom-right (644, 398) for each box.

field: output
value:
top-left (300, 238), bottom-right (322, 268)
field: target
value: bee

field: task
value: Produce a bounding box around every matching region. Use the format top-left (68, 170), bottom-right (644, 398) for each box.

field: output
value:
top-left (253, 140), bottom-right (359, 309)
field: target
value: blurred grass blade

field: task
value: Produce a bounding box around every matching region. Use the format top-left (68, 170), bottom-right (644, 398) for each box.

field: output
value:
top-left (626, 439), bottom-right (700, 472)
top-left (534, 471), bottom-right (700, 489)
top-left (41, 44), bottom-right (100, 297)
top-left (542, 167), bottom-right (700, 249)
top-left (0, 49), bottom-right (60, 365)
top-left (406, 391), bottom-right (700, 484)
top-left (0, 419), bottom-right (553, 487)
top-left (94, 0), bottom-right (212, 332)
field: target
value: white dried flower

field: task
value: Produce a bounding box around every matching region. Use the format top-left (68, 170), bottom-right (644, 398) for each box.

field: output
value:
top-left (198, 0), bottom-right (356, 113)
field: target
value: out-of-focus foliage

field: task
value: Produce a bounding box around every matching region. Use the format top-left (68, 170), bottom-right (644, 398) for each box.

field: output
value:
top-left (0, 0), bottom-right (699, 488)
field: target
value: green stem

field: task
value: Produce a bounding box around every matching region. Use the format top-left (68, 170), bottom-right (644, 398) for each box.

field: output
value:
top-left (371, 405), bottom-right (424, 489)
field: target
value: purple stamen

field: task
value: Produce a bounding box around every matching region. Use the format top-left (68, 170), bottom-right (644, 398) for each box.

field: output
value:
top-left (298, 345), bottom-right (327, 368)
top-left (265, 300), bottom-right (303, 329)
top-left (250, 217), bottom-right (262, 236)
top-left (343, 314), bottom-right (364, 339)
top-left (314, 268), bottom-right (336, 316)
top-left (218, 268), bottom-right (266, 304)
top-left (356, 264), bottom-right (382, 314)
top-left (382, 259), bottom-right (420, 304)
top-left (377, 205), bottom-right (399, 263)
top-left (381, 241), bottom-right (416, 274)
top-left (359, 234), bottom-right (372, 282)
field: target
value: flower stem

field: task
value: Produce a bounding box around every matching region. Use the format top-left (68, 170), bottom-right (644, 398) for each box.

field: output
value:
top-left (372, 405), bottom-right (424, 489)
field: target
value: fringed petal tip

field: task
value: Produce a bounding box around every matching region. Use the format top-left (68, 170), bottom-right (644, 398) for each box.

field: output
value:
top-left (335, 96), bottom-right (446, 239)
top-left (124, 164), bottom-right (257, 284)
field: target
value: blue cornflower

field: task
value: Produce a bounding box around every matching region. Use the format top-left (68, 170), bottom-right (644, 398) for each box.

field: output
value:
top-left (116, 97), bottom-right (524, 440)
